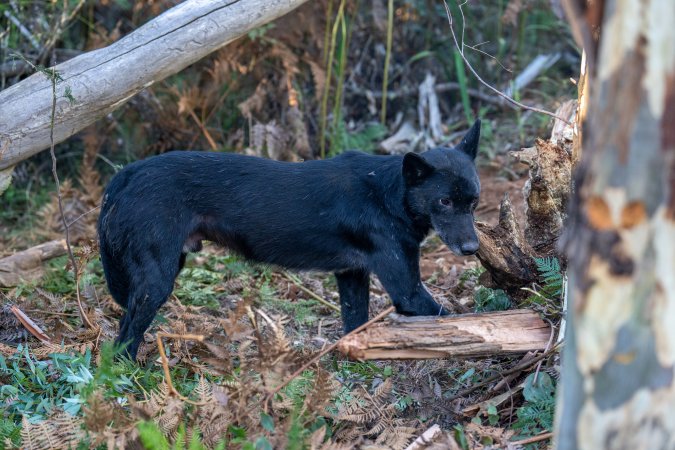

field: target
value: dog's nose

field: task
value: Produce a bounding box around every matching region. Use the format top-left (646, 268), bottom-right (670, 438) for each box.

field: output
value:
top-left (460, 242), bottom-right (479, 255)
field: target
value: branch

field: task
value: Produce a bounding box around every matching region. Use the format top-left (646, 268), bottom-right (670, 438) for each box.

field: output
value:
top-left (441, 0), bottom-right (571, 125)
top-left (348, 81), bottom-right (504, 105)
top-left (45, 66), bottom-right (94, 330)
top-left (0, 240), bottom-right (67, 287)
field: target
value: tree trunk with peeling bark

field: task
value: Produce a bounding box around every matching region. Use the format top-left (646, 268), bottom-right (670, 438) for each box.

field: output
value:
top-left (0, 0), bottom-right (309, 175)
top-left (554, 0), bottom-right (675, 449)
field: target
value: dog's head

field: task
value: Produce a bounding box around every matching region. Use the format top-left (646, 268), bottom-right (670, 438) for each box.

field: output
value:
top-left (403, 120), bottom-right (481, 256)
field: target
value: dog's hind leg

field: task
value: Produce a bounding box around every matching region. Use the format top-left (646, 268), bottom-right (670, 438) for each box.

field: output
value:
top-left (116, 253), bottom-right (181, 360)
top-left (335, 269), bottom-right (370, 333)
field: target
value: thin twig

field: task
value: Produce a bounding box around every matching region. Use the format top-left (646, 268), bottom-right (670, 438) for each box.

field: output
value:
top-left (39, 0), bottom-right (87, 65)
top-left (534, 318), bottom-right (556, 383)
top-left (511, 431), bottom-right (554, 446)
top-left (66, 205), bottom-right (101, 228)
top-left (24, 309), bottom-right (79, 317)
top-left (465, 42), bottom-right (513, 73)
top-left (281, 271), bottom-right (341, 313)
top-left (349, 82), bottom-right (504, 106)
top-left (46, 66), bottom-right (94, 330)
top-left (445, 343), bottom-right (562, 401)
top-left (263, 306), bottom-right (396, 407)
top-left (442, 0), bottom-right (571, 125)
top-left (156, 332), bottom-right (209, 405)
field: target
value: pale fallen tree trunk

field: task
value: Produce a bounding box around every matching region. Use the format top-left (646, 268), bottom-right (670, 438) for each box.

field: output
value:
top-left (337, 309), bottom-right (551, 360)
top-left (0, 0), bottom-right (309, 173)
top-left (0, 239), bottom-right (67, 287)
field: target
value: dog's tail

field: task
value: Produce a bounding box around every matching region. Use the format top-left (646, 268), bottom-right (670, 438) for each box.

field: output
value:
top-left (98, 166), bottom-right (139, 309)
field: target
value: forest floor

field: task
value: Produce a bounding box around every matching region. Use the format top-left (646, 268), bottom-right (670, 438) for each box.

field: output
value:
top-left (0, 0), bottom-right (570, 448)
top-left (0, 163), bottom-right (560, 450)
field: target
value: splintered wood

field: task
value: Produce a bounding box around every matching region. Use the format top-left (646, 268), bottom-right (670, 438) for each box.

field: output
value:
top-left (474, 101), bottom-right (575, 296)
top-left (0, 239), bottom-right (67, 287)
top-left (337, 309), bottom-right (551, 360)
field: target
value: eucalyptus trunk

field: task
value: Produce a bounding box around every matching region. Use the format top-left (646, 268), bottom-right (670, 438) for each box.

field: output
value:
top-left (555, 0), bottom-right (675, 448)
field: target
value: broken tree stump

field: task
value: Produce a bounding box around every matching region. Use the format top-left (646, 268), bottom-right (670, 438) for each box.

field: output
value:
top-left (337, 309), bottom-right (551, 360)
top-left (0, 239), bottom-right (67, 287)
top-left (475, 101), bottom-right (575, 294)
top-left (475, 194), bottom-right (539, 296)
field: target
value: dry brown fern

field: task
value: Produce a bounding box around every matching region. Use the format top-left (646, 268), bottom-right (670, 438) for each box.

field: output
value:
top-left (38, 179), bottom-right (93, 242)
top-left (308, 426), bottom-right (356, 450)
top-left (82, 389), bottom-right (137, 449)
top-left (301, 367), bottom-right (338, 417)
top-left (188, 378), bottom-right (233, 447)
top-left (20, 412), bottom-right (84, 450)
top-left (252, 310), bottom-right (301, 390)
top-left (336, 378), bottom-right (419, 450)
top-left (78, 127), bottom-right (103, 208)
top-left (37, 125), bottom-right (104, 243)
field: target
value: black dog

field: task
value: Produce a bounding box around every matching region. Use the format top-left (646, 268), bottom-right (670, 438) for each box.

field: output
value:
top-left (98, 120), bottom-right (481, 359)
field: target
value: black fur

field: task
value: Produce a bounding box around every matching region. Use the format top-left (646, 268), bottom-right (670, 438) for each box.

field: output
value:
top-left (98, 120), bottom-right (482, 359)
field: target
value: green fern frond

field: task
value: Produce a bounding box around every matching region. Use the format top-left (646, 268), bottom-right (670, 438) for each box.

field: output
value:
top-left (534, 257), bottom-right (563, 298)
top-left (535, 257), bottom-right (561, 282)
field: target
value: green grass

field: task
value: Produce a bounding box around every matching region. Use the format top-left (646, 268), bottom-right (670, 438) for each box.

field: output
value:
top-left (453, 49), bottom-right (473, 124)
top-left (328, 122), bottom-right (388, 156)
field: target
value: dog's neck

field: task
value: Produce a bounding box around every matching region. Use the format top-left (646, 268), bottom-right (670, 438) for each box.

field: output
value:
top-left (359, 155), bottom-right (432, 242)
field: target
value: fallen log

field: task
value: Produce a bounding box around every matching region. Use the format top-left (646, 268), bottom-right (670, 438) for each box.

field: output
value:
top-left (337, 309), bottom-right (551, 360)
top-left (0, 239), bottom-right (67, 287)
top-left (0, 0), bottom-right (310, 173)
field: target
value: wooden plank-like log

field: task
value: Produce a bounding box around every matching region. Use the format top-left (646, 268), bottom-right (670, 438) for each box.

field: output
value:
top-left (0, 0), bottom-right (309, 172)
top-left (0, 239), bottom-right (67, 287)
top-left (337, 309), bottom-right (551, 360)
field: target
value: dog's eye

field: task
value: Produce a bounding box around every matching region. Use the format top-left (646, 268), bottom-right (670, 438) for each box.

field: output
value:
top-left (440, 198), bottom-right (452, 207)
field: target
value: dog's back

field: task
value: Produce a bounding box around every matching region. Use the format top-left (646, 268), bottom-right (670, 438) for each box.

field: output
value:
top-left (99, 151), bottom-right (408, 274)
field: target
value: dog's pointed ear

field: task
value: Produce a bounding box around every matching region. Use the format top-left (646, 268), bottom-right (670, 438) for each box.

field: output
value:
top-left (403, 153), bottom-right (434, 185)
top-left (456, 119), bottom-right (481, 160)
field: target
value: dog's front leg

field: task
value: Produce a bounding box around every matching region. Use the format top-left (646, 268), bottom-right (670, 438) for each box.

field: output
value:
top-left (371, 247), bottom-right (448, 317)
top-left (335, 269), bottom-right (370, 333)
